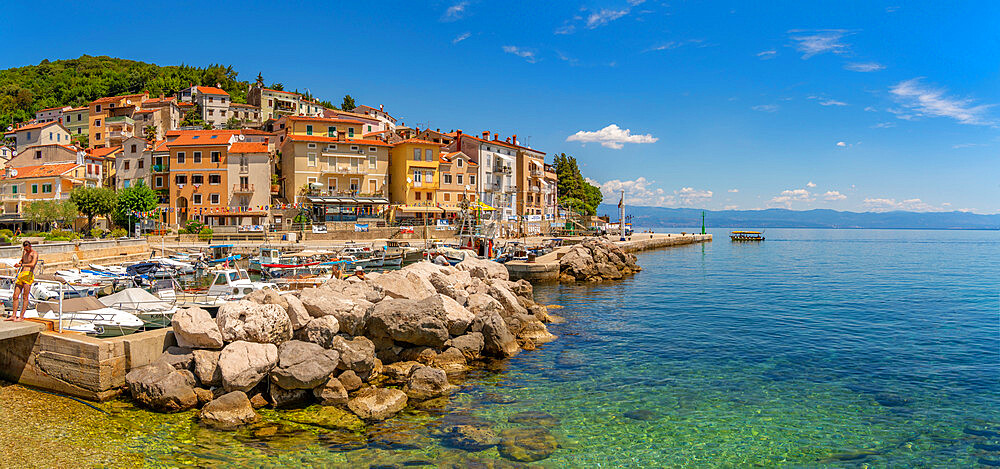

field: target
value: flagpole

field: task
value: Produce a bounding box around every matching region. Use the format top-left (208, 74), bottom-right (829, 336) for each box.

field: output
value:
top-left (618, 189), bottom-right (625, 241)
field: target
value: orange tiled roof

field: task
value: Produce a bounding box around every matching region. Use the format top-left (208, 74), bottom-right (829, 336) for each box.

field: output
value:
top-left (38, 106), bottom-right (68, 112)
top-left (166, 130), bottom-right (239, 147)
top-left (284, 135), bottom-right (392, 147)
top-left (393, 138), bottom-right (444, 147)
top-left (196, 86), bottom-right (229, 96)
top-left (363, 129), bottom-right (390, 137)
top-left (88, 146), bottom-right (122, 159)
top-left (228, 141), bottom-right (269, 153)
top-left (2, 163), bottom-right (80, 180)
top-left (91, 93), bottom-right (146, 105)
top-left (153, 140), bottom-right (169, 152)
top-left (239, 129), bottom-right (274, 135)
top-left (10, 120), bottom-right (63, 132)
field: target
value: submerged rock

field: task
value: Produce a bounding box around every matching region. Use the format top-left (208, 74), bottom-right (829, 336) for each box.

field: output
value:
top-left (508, 411), bottom-right (559, 427)
top-left (125, 360), bottom-right (198, 413)
top-left (347, 387), bottom-right (408, 420)
top-left (873, 393), bottom-right (911, 407)
top-left (284, 405), bottom-right (365, 432)
top-left (439, 424), bottom-right (499, 451)
top-left (200, 391), bottom-right (259, 430)
top-left (498, 426), bottom-right (558, 462)
top-left (623, 409), bottom-right (658, 421)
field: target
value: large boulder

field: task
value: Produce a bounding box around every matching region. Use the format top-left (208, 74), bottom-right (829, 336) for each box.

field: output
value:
top-left (347, 387), bottom-right (408, 420)
top-left (244, 288), bottom-right (288, 309)
top-left (379, 360), bottom-right (421, 386)
top-left (328, 336), bottom-right (376, 378)
top-left (269, 340), bottom-right (340, 390)
top-left (199, 391), bottom-right (259, 430)
top-left (298, 287), bottom-right (372, 336)
top-left (465, 293), bottom-right (504, 319)
top-left (125, 361), bottom-right (198, 412)
top-left (488, 283), bottom-right (529, 317)
top-left (370, 271), bottom-right (436, 300)
top-left (269, 384), bottom-right (312, 408)
top-left (514, 314), bottom-right (557, 343)
top-left (337, 370), bottom-right (363, 391)
top-left (296, 316), bottom-right (340, 348)
top-left (313, 377), bottom-right (349, 406)
top-left (474, 310), bottom-right (520, 358)
top-left (403, 365), bottom-right (452, 400)
top-left (432, 347), bottom-right (468, 372)
top-left (436, 294), bottom-right (475, 336)
top-left (282, 294), bottom-right (311, 331)
top-left (171, 307), bottom-right (223, 349)
top-left (457, 257), bottom-right (509, 281)
top-left (216, 300), bottom-right (292, 345)
top-left (158, 346), bottom-right (194, 371)
top-left (559, 247), bottom-right (595, 280)
top-left (319, 277), bottom-right (385, 303)
top-left (218, 341), bottom-right (279, 393)
top-left (192, 349), bottom-right (222, 387)
top-left (448, 332), bottom-right (484, 361)
top-left (366, 297), bottom-right (449, 348)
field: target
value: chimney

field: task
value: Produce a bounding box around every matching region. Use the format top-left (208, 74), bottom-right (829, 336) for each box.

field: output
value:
top-left (505, 137), bottom-right (510, 143)
top-left (379, 104), bottom-right (384, 112)
top-left (482, 131), bottom-right (490, 139)
top-left (160, 93), bottom-right (165, 100)
top-left (512, 134), bottom-right (517, 145)
top-left (493, 133), bottom-right (498, 141)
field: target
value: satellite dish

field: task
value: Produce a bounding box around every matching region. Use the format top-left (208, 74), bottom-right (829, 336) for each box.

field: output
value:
top-left (406, 177), bottom-right (412, 184)
top-left (5, 126), bottom-right (11, 131)
top-left (238, 134), bottom-right (246, 141)
top-left (465, 185), bottom-right (470, 191)
top-left (9, 168), bottom-right (17, 177)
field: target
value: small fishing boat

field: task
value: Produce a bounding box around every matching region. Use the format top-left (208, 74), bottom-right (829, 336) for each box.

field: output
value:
top-left (384, 241), bottom-right (424, 264)
top-left (206, 245), bottom-right (242, 265)
top-left (207, 269), bottom-right (278, 298)
top-left (249, 247), bottom-right (287, 273)
top-left (730, 230), bottom-right (765, 241)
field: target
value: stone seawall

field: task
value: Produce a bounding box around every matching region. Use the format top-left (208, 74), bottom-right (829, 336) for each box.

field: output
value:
top-left (616, 233), bottom-right (713, 253)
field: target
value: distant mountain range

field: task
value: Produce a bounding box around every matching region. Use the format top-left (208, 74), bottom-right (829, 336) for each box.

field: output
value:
top-left (597, 205), bottom-right (1000, 230)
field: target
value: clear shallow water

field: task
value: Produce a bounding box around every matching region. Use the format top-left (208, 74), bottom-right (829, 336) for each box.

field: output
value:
top-left (6, 228), bottom-right (999, 467)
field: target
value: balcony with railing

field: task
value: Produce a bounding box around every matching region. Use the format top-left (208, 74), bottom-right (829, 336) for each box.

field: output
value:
top-left (322, 166), bottom-right (368, 176)
top-left (530, 185), bottom-right (541, 193)
top-left (152, 164), bottom-right (169, 173)
top-left (529, 169), bottom-right (543, 178)
top-left (105, 115), bottom-right (135, 126)
top-left (232, 184), bottom-right (255, 194)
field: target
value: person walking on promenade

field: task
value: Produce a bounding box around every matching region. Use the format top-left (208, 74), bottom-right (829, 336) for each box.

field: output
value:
top-left (6, 241), bottom-right (37, 322)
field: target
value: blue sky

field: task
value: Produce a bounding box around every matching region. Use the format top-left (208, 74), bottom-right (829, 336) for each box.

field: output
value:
top-left (3, 1), bottom-right (998, 213)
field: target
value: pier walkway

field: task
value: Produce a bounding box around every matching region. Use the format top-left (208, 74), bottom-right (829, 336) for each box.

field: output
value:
top-left (0, 321), bottom-right (44, 340)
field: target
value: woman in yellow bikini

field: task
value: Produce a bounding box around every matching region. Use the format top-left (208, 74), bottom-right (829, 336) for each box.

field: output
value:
top-left (7, 241), bottom-right (37, 322)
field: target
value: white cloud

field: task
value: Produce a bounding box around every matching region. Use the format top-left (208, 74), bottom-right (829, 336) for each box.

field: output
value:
top-left (627, 0), bottom-right (646, 5)
top-left (871, 122), bottom-right (895, 128)
top-left (823, 190), bottom-right (846, 201)
top-left (442, 1), bottom-right (469, 21)
top-left (863, 197), bottom-right (951, 212)
top-left (594, 178), bottom-right (711, 207)
top-left (566, 124), bottom-right (658, 149)
top-left (820, 99), bottom-right (847, 106)
top-left (889, 78), bottom-right (995, 125)
top-left (788, 29), bottom-right (851, 59)
top-left (845, 62), bottom-right (885, 72)
top-left (554, 24), bottom-right (576, 35)
top-left (836, 141), bottom-right (847, 147)
top-left (864, 106), bottom-right (877, 112)
top-left (770, 188), bottom-right (813, 207)
top-left (502, 45), bottom-right (538, 63)
top-left (723, 205), bottom-right (739, 210)
top-left (753, 104), bottom-right (779, 112)
top-left (452, 32), bottom-right (471, 44)
top-left (586, 8), bottom-right (629, 28)
top-left (757, 50), bottom-right (777, 59)
top-left (646, 39), bottom-right (703, 52)
top-left (952, 143), bottom-right (983, 149)
top-left (806, 181), bottom-right (816, 188)
top-left (728, 188), bottom-right (739, 193)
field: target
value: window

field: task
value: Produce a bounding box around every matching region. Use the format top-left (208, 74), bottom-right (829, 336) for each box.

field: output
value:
top-left (268, 99), bottom-right (273, 107)
top-left (209, 174), bottom-right (221, 185)
top-left (131, 144), bottom-right (137, 152)
top-left (208, 109), bottom-right (214, 116)
top-left (348, 127), bottom-right (355, 138)
top-left (457, 174), bottom-right (463, 185)
top-left (457, 158), bottom-right (463, 168)
top-left (175, 175), bottom-right (187, 185)
top-left (425, 149), bottom-right (433, 161)
top-left (123, 180), bottom-right (130, 188)
top-left (414, 192), bottom-right (421, 200)
top-left (210, 193), bottom-right (220, 204)
top-left (327, 126), bottom-right (336, 137)
top-left (414, 171), bottom-right (422, 183)
top-left (369, 147), bottom-right (377, 152)
top-left (31, 184), bottom-right (38, 194)
top-left (49, 132), bottom-right (53, 140)
top-left (192, 174), bottom-right (204, 184)
top-left (155, 176), bottom-right (163, 187)
top-left (368, 125), bottom-right (372, 132)
top-left (177, 152), bottom-right (186, 163)
top-left (470, 175), bottom-right (476, 185)
top-left (193, 194), bottom-right (202, 204)
top-left (307, 153), bottom-right (316, 166)
top-left (34, 150), bottom-right (41, 159)
top-left (95, 132), bottom-right (101, 140)
top-left (208, 97), bottom-right (214, 103)
top-left (307, 143), bottom-right (317, 149)
top-left (10, 185), bottom-right (16, 194)
top-left (124, 161), bottom-right (130, 170)
top-left (413, 148), bottom-right (421, 161)
top-left (425, 171), bottom-right (433, 183)
top-left (138, 160), bottom-right (143, 169)
top-left (443, 174), bottom-right (452, 184)
top-left (95, 105), bottom-right (101, 112)
top-left (306, 125), bottom-right (313, 135)
top-left (327, 144), bottom-right (337, 151)
top-left (351, 146), bottom-right (359, 151)
top-left (349, 178), bottom-right (359, 192)
top-left (444, 193), bottom-right (450, 202)
top-left (211, 151), bottom-right (220, 163)
top-left (42, 184), bottom-right (52, 193)
top-left (193, 151), bottom-right (202, 163)
top-left (369, 156), bottom-right (376, 169)
top-left (95, 119), bottom-right (101, 127)
top-left (369, 180), bottom-right (377, 193)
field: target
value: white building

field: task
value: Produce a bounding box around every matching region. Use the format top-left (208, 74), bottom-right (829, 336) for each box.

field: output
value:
top-left (352, 104), bottom-right (397, 131)
top-left (178, 85), bottom-right (231, 129)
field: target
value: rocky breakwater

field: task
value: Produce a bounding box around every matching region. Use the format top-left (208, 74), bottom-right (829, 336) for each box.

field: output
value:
top-left (124, 257), bottom-right (557, 432)
top-left (559, 237), bottom-right (640, 282)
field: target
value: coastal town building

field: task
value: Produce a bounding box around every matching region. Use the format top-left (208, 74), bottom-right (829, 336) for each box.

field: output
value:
top-left (178, 85), bottom-right (231, 129)
top-left (0, 162), bottom-right (101, 226)
top-left (352, 105), bottom-right (397, 131)
top-left (88, 92), bottom-right (148, 148)
top-left (514, 144), bottom-right (546, 216)
top-left (5, 143), bottom-right (79, 168)
top-left (35, 106), bottom-right (71, 124)
top-left (437, 150), bottom-right (478, 218)
top-left (165, 129), bottom-right (240, 226)
top-left (446, 130), bottom-right (519, 226)
top-left (229, 103), bottom-right (262, 127)
top-left (0, 146), bottom-right (11, 165)
top-left (89, 146), bottom-right (121, 188)
top-left (388, 139), bottom-right (442, 222)
top-left (323, 109), bottom-right (383, 134)
top-left (117, 136), bottom-right (151, 189)
top-left (225, 140), bottom-right (272, 226)
top-left (248, 86), bottom-right (323, 120)
top-left (137, 95), bottom-right (182, 140)
top-left (63, 107), bottom-right (89, 138)
top-left (3, 121), bottom-right (72, 154)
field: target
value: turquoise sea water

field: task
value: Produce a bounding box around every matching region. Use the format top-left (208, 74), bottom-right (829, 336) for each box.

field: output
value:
top-left (47, 228), bottom-right (1000, 467)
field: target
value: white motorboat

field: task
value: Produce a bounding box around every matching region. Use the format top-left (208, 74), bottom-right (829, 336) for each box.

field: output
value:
top-left (100, 287), bottom-right (177, 328)
top-left (29, 297), bottom-right (144, 337)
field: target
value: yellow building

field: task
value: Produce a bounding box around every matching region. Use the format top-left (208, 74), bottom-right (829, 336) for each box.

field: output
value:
top-left (389, 139), bottom-right (442, 221)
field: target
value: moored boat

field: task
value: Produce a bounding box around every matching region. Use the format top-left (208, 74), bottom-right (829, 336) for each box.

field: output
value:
top-left (730, 230), bottom-right (765, 241)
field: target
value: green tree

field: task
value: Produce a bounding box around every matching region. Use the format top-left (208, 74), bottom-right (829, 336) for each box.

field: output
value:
top-left (224, 116), bottom-right (244, 129)
top-left (341, 94), bottom-right (356, 111)
top-left (180, 104), bottom-right (204, 127)
top-left (144, 125), bottom-right (157, 142)
top-left (114, 180), bottom-right (158, 228)
top-left (269, 82), bottom-right (284, 91)
top-left (553, 152), bottom-right (603, 216)
top-left (69, 186), bottom-right (117, 230)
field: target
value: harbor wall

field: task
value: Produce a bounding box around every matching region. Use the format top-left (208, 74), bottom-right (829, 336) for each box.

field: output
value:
top-left (0, 327), bottom-right (175, 401)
